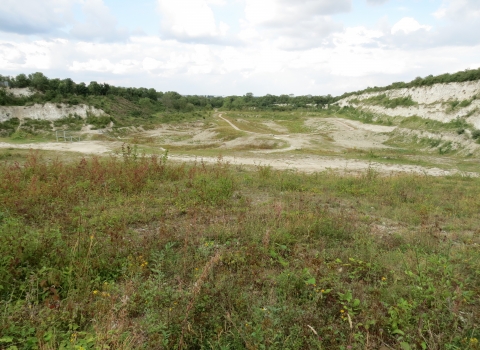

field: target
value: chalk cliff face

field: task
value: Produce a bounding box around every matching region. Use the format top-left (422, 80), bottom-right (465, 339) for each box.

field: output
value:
top-left (0, 103), bottom-right (106, 123)
top-left (336, 81), bottom-right (480, 128)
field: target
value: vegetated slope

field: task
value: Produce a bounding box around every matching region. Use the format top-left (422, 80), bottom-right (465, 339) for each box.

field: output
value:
top-left (0, 71), bottom-right (220, 138)
top-left (0, 87), bottom-right (210, 138)
top-left (1, 151), bottom-right (479, 349)
top-left (334, 78), bottom-right (480, 156)
top-left (336, 80), bottom-right (480, 127)
top-left (338, 67), bottom-right (480, 98)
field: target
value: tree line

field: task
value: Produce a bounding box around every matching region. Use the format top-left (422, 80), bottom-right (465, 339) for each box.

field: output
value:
top-left (340, 67), bottom-right (480, 99)
top-left (1, 67), bottom-right (479, 111)
top-left (0, 72), bottom-right (335, 111)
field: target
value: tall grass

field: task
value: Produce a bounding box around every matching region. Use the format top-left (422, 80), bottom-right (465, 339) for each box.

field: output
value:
top-left (0, 151), bottom-right (479, 349)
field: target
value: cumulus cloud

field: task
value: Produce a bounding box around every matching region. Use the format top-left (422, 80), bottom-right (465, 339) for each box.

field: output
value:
top-left (0, 40), bottom-right (55, 70)
top-left (2, 0), bottom-right (480, 96)
top-left (0, 0), bottom-right (74, 35)
top-left (157, 0), bottom-right (229, 41)
top-left (380, 3), bottom-right (480, 49)
top-left (240, 0), bottom-right (350, 50)
top-left (69, 58), bottom-right (140, 74)
top-left (244, 0), bottom-right (350, 26)
top-left (434, 0), bottom-right (480, 20)
top-left (0, 43), bottom-right (27, 66)
top-left (391, 17), bottom-right (432, 35)
top-left (1, 31), bottom-right (480, 96)
top-left (0, 0), bottom-right (127, 42)
top-left (366, 0), bottom-right (389, 5)
top-left (70, 0), bottom-right (128, 42)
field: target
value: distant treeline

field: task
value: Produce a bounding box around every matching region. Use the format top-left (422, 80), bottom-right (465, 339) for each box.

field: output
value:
top-left (0, 72), bottom-right (334, 111)
top-left (340, 67), bottom-right (480, 99)
top-left (1, 67), bottom-right (479, 111)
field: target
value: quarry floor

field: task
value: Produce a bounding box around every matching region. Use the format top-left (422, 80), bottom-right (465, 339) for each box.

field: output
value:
top-left (0, 113), bottom-right (478, 177)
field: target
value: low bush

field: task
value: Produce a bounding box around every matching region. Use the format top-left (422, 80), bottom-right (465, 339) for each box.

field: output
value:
top-left (0, 151), bottom-right (479, 349)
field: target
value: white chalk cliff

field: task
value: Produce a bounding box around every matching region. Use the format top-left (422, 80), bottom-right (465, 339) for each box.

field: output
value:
top-left (336, 81), bottom-right (480, 128)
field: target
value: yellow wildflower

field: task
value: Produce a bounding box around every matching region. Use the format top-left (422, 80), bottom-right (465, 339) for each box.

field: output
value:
top-left (70, 332), bottom-right (77, 342)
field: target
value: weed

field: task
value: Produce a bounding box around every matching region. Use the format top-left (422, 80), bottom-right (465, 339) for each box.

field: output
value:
top-left (0, 152), bottom-right (479, 349)
top-left (359, 94), bottom-right (418, 109)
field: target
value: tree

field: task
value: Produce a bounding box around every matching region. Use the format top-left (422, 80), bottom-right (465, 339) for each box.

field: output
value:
top-left (29, 72), bottom-right (49, 92)
top-left (15, 74), bottom-right (30, 88)
top-left (58, 78), bottom-right (74, 96)
top-left (75, 82), bottom-right (88, 96)
top-left (88, 81), bottom-right (102, 96)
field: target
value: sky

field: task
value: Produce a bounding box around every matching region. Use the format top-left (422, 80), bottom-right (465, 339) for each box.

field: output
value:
top-left (0, 0), bottom-right (479, 96)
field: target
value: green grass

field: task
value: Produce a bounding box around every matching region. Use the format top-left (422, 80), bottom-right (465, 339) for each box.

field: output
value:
top-left (447, 97), bottom-right (477, 112)
top-left (224, 111), bottom-right (302, 122)
top-left (330, 106), bottom-right (401, 126)
top-left (1, 150), bottom-right (480, 349)
top-left (351, 94), bottom-right (418, 109)
top-left (0, 118), bottom-right (21, 137)
top-left (276, 119), bottom-right (312, 134)
top-left (398, 116), bottom-right (471, 133)
top-left (213, 126), bottom-right (246, 141)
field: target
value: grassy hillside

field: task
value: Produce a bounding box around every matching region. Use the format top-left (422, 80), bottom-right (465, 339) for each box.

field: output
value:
top-left (0, 94), bottom-right (211, 139)
top-left (0, 149), bottom-right (479, 349)
top-left (339, 67), bottom-right (480, 99)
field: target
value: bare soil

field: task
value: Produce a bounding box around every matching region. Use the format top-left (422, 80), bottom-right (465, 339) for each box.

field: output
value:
top-left (0, 113), bottom-right (477, 177)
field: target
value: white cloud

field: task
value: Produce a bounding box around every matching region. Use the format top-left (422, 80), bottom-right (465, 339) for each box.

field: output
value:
top-left (0, 0), bottom-right (75, 34)
top-left (244, 0), bottom-right (350, 26)
top-left (0, 43), bottom-right (27, 67)
top-left (0, 0), bottom-right (127, 42)
top-left (0, 40), bottom-right (55, 70)
top-left (391, 17), bottom-right (432, 35)
top-left (157, 0), bottom-right (227, 40)
top-left (70, 0), bottom-right (128, 42)
top-left (206, 0), bottom-right (226, 4)
top-left (1, 0), bottom-right (480, 96)
top-left (433, 7), bottom-right (447, 19)
top-left (434, 0), bottom-right (480, 20)
top-left (366, 0), bottom-right (389, 5)
top-left (69, 58), bottom-right (140, 74)
top-left (142, 57), bottom-right (164, 71)
top-left (240, 0), bottom-right (349, 50)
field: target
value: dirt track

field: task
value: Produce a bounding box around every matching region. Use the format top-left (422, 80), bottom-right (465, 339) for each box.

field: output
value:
top-left (169, 154), bottom-right (472, 176)
top-left (0, 114), bottom-right (477, 177)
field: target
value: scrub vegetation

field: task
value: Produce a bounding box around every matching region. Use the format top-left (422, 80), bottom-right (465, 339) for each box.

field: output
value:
top-left (0, 149), bottom-right (479, 350)
top-left (339, 67), bottom-right (480, 99)
top-left (1, 68), bottom-right (480, 349)
top-left (350, 94), bottom-right (417, 109)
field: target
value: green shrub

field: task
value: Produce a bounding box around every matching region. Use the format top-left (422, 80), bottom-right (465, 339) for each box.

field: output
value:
top-left (85, 115), bottom-right (114, 128)
top-left (472, 129), bottom-right (480, 139)
top-left (361, 94), bottom-right (417, 108)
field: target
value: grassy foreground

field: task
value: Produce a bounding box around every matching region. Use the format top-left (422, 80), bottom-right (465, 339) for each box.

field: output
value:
top-left (0, 149), bottom-right (479, 350)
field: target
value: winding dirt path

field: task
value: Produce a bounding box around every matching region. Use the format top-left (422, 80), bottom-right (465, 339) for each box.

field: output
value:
top-left (217, 114), bottom-right (246, 132)
top-left (217, 113), bottom-right (309, 153)
top-left (0, 115), bottom-right (477, 177)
